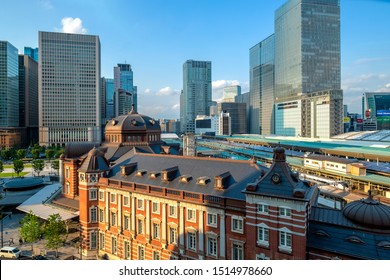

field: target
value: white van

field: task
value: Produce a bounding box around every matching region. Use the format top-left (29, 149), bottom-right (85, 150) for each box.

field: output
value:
top-left (0, 246), bottom-right (21, 259)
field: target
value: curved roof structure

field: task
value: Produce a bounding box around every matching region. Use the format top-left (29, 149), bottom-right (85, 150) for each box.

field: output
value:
top-left (78, 147), bottom-right (110, 173)
top-left (105, 107), bottom-right (160, 134)
top-left (4, 177), bottom-right (44, 191)
top-left (342, 190), bottom-right (390, 229)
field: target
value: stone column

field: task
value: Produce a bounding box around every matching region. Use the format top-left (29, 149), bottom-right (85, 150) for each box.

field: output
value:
top-left (220, 214), bottom-right (226, 259)
top-left (146, 200), bottom-right (150, 241)
top-left (198, 210), bottom-right (204, 259)
top-left (162, 203), bottom-right (167, 247)
top-left (179, 204), bottom-right (185, 254)
top-left (105, 191), bottom-right (110, 229)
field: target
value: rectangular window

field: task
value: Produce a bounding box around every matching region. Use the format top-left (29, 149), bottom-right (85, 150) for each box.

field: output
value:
top-left (152, 202), bottom-right (159, 214)
top-left (99, 232), bottom-right (105, 250)
top-left (169, 205), bottom-right (177, 217)
top-left (279, 231), bottom-right (292, 249)
top-left (153, 251), bottom-right (160, 260)
top-left (65, 182), bottom-right (70, 194)
top-left (90, 207), bottom-right (97, 223)
top-left (257, 226), bottom-right (269, 245)
top-left (110, 193), bottom-right (116, 204)
top-left (137, 219), bottom-right (143, 234)
top-left (65, 167), bottom-right (70, 179)
top-left (90, 232), bottom-right (97, 250)
top-left (207, 236), bottom-right (217, 257)
top-left (232, 217), bottom-right (244, 233)
top-left (111, 237), bottom-right (117, 254)
top-left (187, 232), bottom-right (197, 251)
top-left (207, 213), bottom-right (217, 227)
top-left (138, 246), bottom-right (145, 260)
top-left (111, 212), bottom-right (116, 226)
top-left (187, 209), bottom-right (196, 222)
top-left (153, 223), bottom-right (160, 239)
top-left (169, 227), bottom-right (177, 244)
top-left (99, 208), bottom-right (104, 223)
top-left (137, 199), bottom-right (144, 210)
top-left (124, 215), bottom-right (130, 230)
top-left (257, 204), bottom-right (269, 214)
top-left (123, 196), bottom-right (129, 206)
top-left (232, 243), bottom-right (244, 260)
top-left (89, 189), bottom-right (97, 200)
top-left (99, 190), bottom-right (104, 201)
top-left (124, 240), bottom-right (131, 259)
top-left (279, 207), bottom-right (291, 217)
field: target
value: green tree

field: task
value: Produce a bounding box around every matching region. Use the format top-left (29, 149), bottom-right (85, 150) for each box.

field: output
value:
top-left (31, 149), bottom-right (40, 160)
top-left (0, 160), bottom-right (3, 176)
top-left (44, 213), bottom-right (67, 258)
top-left (19, 211), bottom-right (41, 252)
top-left (17, 149), bottom-right (27, 160)
top-left (55, 148), bottom-right (64, 159)
top-left (32, 159), bottom-right (45, 176)
top-left (51, 160), bottom-right (59, 175)
top-left (13, 159), bottom-right (24, 177)
top-left (45, 149), bottom-right (55, 162)
top-left (1, 149), bottom-right (12, 161)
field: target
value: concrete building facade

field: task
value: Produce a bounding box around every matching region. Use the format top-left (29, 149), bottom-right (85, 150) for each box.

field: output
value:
top-left (38, 31), bottom-right (101, 146)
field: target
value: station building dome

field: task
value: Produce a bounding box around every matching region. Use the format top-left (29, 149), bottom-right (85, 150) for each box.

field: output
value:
top-left (342, 191), bottom-right (390, 229)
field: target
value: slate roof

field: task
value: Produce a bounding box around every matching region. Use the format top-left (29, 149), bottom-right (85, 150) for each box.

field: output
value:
top-left (108, 153), bottom-right (264, 200)
top-left (105, 110), bottom-right (160, 133)
top-left (309, 206), bottom-right (390, 259)
top-left (78, 147), bottom-right (110, 173)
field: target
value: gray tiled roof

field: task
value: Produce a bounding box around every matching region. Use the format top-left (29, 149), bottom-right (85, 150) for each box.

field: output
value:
top-left (109, 153), bottom-right (264, 200)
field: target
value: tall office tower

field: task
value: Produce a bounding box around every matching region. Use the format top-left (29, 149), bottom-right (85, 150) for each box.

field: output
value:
top-left (0, 41), bottom-right (20, 148)
top-left (274, 0), bottom-right (341, 137)
top-left (24, 47), bottom-right (39, 62)
top-left (19, 54), bottom-right (39, 144)
top-left (0, 41), bottom-right (19, 128)
top-left (222, 85), bottom-right (241, 102)
top-left (105, 78), bottom-right (115, 119)
top-left (217, 102), bottom-right (247, 134)
top-left (114, 63), bottom-right (137, 114)
top-left (249, 34), bottom-right (275, 135)
top-left (39, 31), bottom-right (101, 146)
top-left (180, 60), bottom-right (212, 133)
top-left (364, 92), bottom-right (390, 130)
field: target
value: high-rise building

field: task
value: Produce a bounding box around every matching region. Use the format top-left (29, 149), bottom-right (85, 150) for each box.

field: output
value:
top-left (274, 0), bottom-right (341, 137)
top-left (114, 63), bottom-right (137, 115)
top-left (24, 47), bottom-right (39, 62)
top-left (222, 85), bottom-right (241, 102)
top-left (0, 41), bottom-right (19, 128)
top-left (217, 102), bottom-right (247, 134)
top-left (249, 35), bottom-right (275, 135)
top-left (180, 60), bottom-right (212, 133)
top-left (105, 78), bottom-right (115, 119)
top-left (38, 31), bottom-right (101, 146)
top-left (19, 54), bottom-right (39, 144)
top-left (0, 41), bottom-right (20, 148)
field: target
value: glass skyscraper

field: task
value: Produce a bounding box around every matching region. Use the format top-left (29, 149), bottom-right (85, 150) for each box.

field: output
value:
top-left (274, 0), bottom-right (340, 100)
top-left (222, 85), bottom-right (241, 102)
top-left (114, 63), bottom-right (137, 115)
top-left (249, 34), bottom-right (275, 135)
top-left (24, 47), bottom-right (39, 62)
top-left (39, 31), bottom-right (101, 146)
top-left (273, 0), bottom-right (342, 137)
top-left (0, 41), bottom-right (19, 127)
top-left (105, 78), bottom-right (115, 119)
top-left (180, 60), bottom-right (212, 133)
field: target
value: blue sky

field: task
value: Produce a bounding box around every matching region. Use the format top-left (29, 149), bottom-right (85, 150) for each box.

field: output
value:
top-left (1, 0), bottom-right (389, 119)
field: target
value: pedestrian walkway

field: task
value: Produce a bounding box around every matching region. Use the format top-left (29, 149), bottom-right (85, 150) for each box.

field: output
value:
top-left (1, 212), bottom-right (82, 260)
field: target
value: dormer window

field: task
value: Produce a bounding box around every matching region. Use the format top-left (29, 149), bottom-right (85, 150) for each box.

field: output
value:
top-left (345, 236), bottom-right (365, 244)
top-left (131, 119), bottom-right (137, 126)
top-left (149, 171), bottom-right (160, 179)
top-left (180, 175), bottom-right (192, 183)
top-left (161, 166), bottom-right (178, 182)
top-left (197, 176), bottom-right (210, 185)
top-left (136, 170), bottom-right (147, 177)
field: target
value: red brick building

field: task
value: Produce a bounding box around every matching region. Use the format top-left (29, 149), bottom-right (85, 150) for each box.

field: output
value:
top-left (59, 110), bottom-right (390, 260)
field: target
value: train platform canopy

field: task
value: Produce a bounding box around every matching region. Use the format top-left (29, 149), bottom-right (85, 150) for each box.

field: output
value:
top-left (17, 183), bottom-right (79, 220)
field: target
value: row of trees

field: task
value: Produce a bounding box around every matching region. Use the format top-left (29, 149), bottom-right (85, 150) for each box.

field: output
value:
top-left (0, 145), bottom-right (64, 162)
top-left (0, 159), bottom-right (60, 177)
top-left (19, 211), bottom-right (68, 258)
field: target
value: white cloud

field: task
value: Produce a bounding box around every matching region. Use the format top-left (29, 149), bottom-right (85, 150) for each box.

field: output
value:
top-left (211, 80), bottom-right (248, 101)
top-left (156, 86), bottom-right (179, 96)
top-left (172, 104), bottom-right (180, 110)
top-left (212, 80), bottom-right (240, 90)
top-left (59, 17), bottom-right (87, 34)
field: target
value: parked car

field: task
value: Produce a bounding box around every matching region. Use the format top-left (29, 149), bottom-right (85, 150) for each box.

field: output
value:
top-left (0, 246), bottom-right (22, 259)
